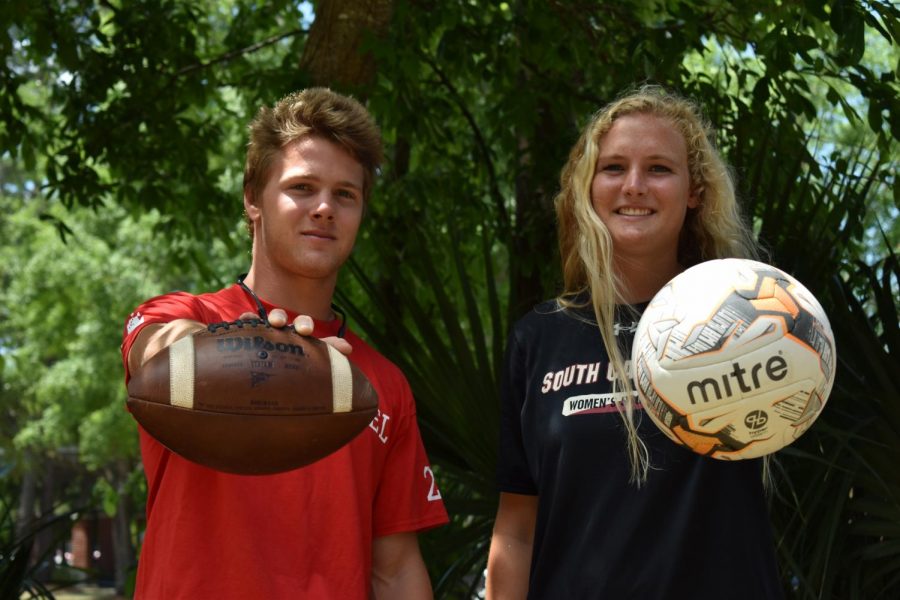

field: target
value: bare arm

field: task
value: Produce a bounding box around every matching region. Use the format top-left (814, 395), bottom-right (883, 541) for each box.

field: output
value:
top-left (371, 532), bottom-right (433, 599)
top-left (127, 319), bottom-right (206, 374)
top-left (486, 492), bottom-right (538, 600)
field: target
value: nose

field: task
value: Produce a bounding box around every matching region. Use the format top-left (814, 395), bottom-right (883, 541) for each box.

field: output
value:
top-left (622, 168), bottom-right (646, 197)
top-left (311, 192), bottom-right (335, 221)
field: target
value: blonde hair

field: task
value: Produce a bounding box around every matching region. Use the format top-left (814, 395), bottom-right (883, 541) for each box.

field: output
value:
top-left (243, 87), bottom-right (383, 237)
top-left (554, 85), bottom-right (759, 484)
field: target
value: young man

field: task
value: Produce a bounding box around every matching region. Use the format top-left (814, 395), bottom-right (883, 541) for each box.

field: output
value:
top-left (122, 88), bottom-right (448, 599)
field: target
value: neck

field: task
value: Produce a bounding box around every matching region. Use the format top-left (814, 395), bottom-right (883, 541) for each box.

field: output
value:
top-left (241, 263), bottom-right (337, 321)
top-left (613, 254), bottom-right (683, 304)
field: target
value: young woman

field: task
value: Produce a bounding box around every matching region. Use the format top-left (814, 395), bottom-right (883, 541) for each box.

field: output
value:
top-left (486, 87), bottom-right (784, 599)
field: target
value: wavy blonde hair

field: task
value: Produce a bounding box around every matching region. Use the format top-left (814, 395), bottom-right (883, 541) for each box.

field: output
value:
top-left (554, 85), bottom-right (760, 484)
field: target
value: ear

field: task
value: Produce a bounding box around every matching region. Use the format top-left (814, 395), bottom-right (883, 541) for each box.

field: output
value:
top-left (244, 189), bottom-right (261, 223)
top-left (687, 186), bottom-right (702, 209)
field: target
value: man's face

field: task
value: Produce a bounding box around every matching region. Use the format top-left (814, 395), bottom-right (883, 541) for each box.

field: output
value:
top-left (246, 136), bottom-right (365, 285)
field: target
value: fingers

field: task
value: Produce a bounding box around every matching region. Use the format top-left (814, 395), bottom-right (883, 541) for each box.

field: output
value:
top-left (238, 311), bottom-right (351, 354)
top-left (292, 315), bottom-right (314, 336)
top-left (268, 309), bottom-right (288, 328)
top-left (239, 310), bottom-right (288, 328)
top-left (320, 336), bottom-right (353, 356)
top-left (291, 316), bottom-right (352, 354)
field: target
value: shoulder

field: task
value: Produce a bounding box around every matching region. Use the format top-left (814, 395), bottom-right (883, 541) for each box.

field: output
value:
top-left (123, 291), bottom-right (200, 336)
top-left (513, 298), bottom-right (559, 329)
top-left (122, 287), bottom-right (238, 347)
top-left (343, 331), bottom-right (414, 411)
top-left (128, 286), bottom-right (240, 324)
top-left (344, 331), bottom-right (402, 375)
top-left (510, 298), bottom-right (588, 342)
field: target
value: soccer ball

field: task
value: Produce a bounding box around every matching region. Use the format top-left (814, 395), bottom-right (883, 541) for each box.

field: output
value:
top-left (631, 258), bottom-right (836, 460)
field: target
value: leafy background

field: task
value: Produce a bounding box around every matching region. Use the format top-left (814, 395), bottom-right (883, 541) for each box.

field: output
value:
top-left (0, 0), bottom-right (898, 598)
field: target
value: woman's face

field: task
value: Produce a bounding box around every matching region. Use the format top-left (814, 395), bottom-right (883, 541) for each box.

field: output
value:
top-left (590, 113), bottom-right (698, 264)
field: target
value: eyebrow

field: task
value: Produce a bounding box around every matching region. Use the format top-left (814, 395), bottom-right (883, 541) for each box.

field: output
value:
top-left (597, 153), bottom-right (680, 162)
top-left (281, 172), bottom-right (362, 191)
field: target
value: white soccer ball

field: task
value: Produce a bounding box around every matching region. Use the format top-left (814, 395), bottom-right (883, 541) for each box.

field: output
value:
top-left (631, 258), bottom-right (836, 460)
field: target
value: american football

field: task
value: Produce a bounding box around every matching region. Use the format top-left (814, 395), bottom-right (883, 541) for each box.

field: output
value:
top-left (126, 320), bottom-right (379, 475)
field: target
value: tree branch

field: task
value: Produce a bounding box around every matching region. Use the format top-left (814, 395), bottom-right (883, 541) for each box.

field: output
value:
top-left (419, 51), bottom-right (510, 232)
top-left (175, 28), bottom-right (308, 77)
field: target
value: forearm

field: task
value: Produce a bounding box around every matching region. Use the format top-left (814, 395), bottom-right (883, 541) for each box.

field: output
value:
top-left (371, 533), bottom-right (433, 600)
top-left (127, 319), bottom-right (207, 374)
top-left (371, 560), bottom-right (433, 600)
top-left (486, 492), bottom-right (537, 600)
top-left (486, 532), bottom-right (532, 600)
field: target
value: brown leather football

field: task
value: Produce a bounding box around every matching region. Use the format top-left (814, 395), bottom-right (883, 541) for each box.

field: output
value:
top-left (126, 320), bottom-right (379, 475)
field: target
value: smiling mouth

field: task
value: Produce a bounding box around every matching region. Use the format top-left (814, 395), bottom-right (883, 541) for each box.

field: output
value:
top-left (616, 207), bottom-right (653, 216)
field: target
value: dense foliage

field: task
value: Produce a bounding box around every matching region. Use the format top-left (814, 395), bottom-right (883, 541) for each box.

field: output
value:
top-left (1, 0), bottom-right (898, 597)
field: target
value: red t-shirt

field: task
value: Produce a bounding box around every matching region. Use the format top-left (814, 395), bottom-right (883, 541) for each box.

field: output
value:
top-left (121, 285), bottom-right (449, 599)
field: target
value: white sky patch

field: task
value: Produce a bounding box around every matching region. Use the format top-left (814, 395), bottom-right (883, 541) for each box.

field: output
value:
top-left (300, 1), bottom-right (315, 28)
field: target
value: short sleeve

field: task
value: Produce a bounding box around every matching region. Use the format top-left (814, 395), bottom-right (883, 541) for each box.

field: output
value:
top-left (120, 292), bottom-right (206, 380)
top-left (372, 378), bottom-right (449, 537)
top-left (496, 326), bottom-right (538, 495)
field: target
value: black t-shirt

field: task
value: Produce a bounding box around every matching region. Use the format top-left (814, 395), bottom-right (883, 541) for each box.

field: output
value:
top-left (497, 300), bottom-right (784, 599)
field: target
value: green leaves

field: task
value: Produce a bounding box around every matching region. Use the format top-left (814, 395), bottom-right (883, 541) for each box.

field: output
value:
top-left (0, 493), bottom-right (82, 600)
top-left (772, 256), bottom-right (900, 599)
top-left (0, 0), bottom-right (311, 239)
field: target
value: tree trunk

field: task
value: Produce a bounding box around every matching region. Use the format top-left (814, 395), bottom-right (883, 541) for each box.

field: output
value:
top-left (509, 101), bottom-right (560, 322)
top-left (15, 456), bottom-right (37, 541)
top-left (33, 460), bottom-right (56, 583)
top-left (111, 460), bottom-right (135, 595)
top-left (300, 0), bottom-right (394, 94)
